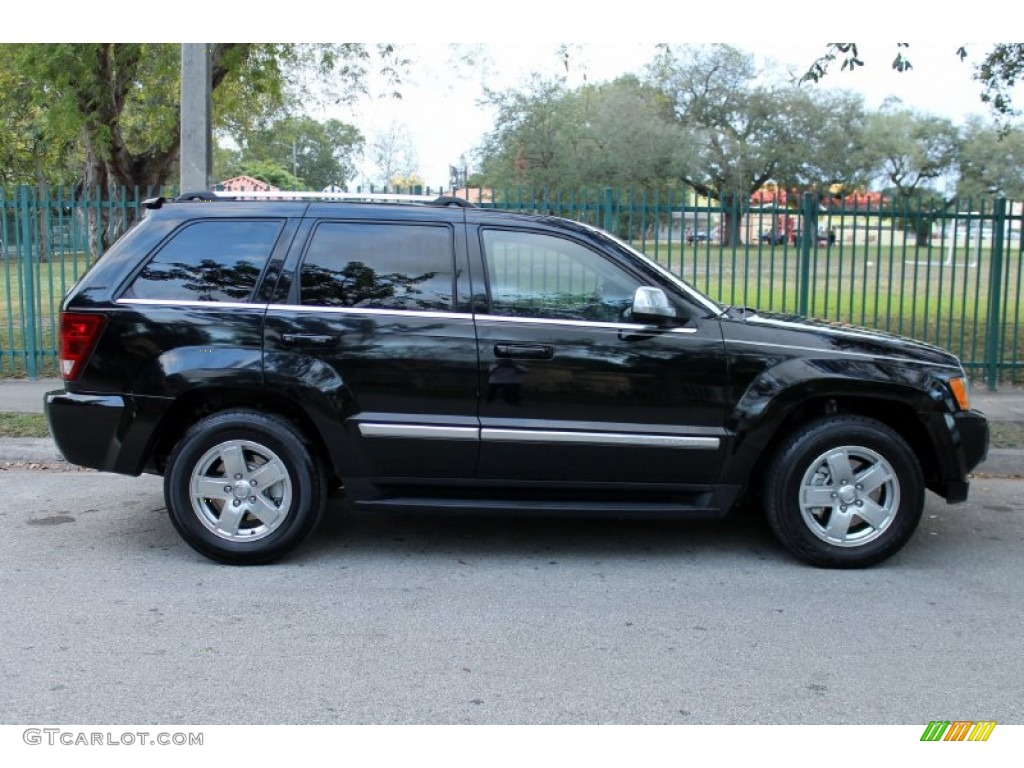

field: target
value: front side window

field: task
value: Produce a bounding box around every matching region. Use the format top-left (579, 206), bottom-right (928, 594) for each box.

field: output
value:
top-left (299, 222), bottom-right (455, 311)
top-left (123, 219), bottom-right (283, 302)
top-left (481, 229), bottom-right (642, 322)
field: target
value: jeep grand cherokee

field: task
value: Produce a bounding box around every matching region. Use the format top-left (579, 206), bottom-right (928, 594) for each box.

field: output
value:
top-left (45, 191), bottom-right (989, 567)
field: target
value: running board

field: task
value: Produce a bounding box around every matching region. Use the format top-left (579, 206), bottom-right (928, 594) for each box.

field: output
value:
top-left (352, 497), bottom-right (727, 519)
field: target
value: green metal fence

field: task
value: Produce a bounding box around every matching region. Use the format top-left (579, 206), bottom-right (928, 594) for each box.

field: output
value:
top-left (2, 185), bottom-right (1022, 389)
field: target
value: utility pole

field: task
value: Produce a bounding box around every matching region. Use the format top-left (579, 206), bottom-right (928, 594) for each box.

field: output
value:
top-left (180, 44), bottom-right (212, 192)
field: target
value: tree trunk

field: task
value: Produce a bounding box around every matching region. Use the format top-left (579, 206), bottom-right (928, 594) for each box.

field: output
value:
top-left (82, 141), bottom-right (112, 259)
top-left (719, 193), bottom-right (745, 246)
top-left (33, 151), bottom-right (50, 264)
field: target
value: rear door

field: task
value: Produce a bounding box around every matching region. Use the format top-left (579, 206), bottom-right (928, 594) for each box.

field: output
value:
top-left (263, 208), bottom-right (480, 483)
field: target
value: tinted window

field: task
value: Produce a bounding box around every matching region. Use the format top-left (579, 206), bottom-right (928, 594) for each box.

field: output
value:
top-left (300, 222), bottom-right (454, 311)
top-left (481, 229), bottom-right (641, 322)
top-left (123, 220), bottom-right (282, 302)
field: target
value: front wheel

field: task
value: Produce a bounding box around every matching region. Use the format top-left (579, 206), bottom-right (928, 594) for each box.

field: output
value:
top-left (763, 416), bottom-right (925, 568)
top-left (164, 410), bottom-right (326, 564)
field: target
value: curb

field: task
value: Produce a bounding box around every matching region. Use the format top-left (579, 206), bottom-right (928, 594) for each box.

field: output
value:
top-left (0, 438), bottom-right (68, 464)
top-left (0, 437), bottom-right (1020, 478)
top-left (971, 449), bottom-right (1024, 479)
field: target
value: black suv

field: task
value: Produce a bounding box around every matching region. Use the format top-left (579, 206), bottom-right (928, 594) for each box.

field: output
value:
top-left (45, 191), bottom-right (989, 568)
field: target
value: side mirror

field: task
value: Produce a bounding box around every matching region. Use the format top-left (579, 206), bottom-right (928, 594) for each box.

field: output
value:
top-left (632, 286), bottom-right (677, 324)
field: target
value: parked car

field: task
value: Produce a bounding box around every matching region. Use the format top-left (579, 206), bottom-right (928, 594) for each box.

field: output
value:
top-left (686, 229), bottom-right (715, 243)
top-left (792, 228), bottom-right (833, 246)
top-left (45, 191), bottom-right (989, 568)
top-left (760, 230), bottom-right (788, 245)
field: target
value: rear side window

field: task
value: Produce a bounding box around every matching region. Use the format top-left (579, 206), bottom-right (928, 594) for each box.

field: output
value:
top-left (122, 219), bottom-right (283, 302)
top-left (299, 222), bottom-right (455, 311)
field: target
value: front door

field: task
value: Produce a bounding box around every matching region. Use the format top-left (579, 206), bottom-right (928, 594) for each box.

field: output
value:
top-left (472, 226), bottom-right (728, 487)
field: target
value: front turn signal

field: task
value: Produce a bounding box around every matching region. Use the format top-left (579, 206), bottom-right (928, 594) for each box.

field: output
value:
top-left (949, 377), bottom-right (970, 411)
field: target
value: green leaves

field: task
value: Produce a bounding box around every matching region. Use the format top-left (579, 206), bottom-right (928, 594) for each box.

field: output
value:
top-left (219, 115), bottom-right (365, 190)
top-left (0, 43), bottom-right (402, 192)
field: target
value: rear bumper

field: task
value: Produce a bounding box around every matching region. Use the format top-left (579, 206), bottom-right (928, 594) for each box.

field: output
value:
top-left (45, 389), bottom-right (169, 475)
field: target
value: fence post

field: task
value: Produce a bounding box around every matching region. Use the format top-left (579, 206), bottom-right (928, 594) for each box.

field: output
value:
top-left (798, 192), bottom-right (815, 316)
top-left (18, 185), bottom-right (38, 378)
top-left (983, 198), bottom-right (1007, 391)
top-left (603, 187), bottom-right (614, 235)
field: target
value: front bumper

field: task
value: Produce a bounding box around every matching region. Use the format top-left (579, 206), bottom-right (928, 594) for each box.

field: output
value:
top-left (929, 408), bottom-right (989, 503)
top-left (956, 408), bottom-right (990, 473)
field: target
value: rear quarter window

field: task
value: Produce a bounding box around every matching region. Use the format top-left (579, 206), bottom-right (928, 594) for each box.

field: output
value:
top-left (121, 219), bottom-right (283, 302)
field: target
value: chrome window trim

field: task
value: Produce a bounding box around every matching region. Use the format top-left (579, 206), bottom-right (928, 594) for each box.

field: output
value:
top-left (474, 314), bottom-right (697, 334)
top-left (264, 305), bottom-right (696, 331)
top-left (268, 304), bottom-right (472, 321)
top-left (481, 428), bottom-right (720, 450)
top-left (358, 424), bottom-right (480, 441)
top-left (116, 298), bottom-right (259, 310)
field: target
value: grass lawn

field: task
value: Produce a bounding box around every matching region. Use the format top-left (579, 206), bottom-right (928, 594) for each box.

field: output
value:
top-left (1, 252), bottom-right (95, 376)
top-left (0, 412), bottom-right (50, 437)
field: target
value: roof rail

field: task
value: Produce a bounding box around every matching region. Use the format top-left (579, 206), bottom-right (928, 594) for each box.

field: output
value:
top-left (211, 190), bottom-right (438, 202)
top-left (431, 195), bottom-right (476, 208)
top-left (170, 190), bottom-right (477, 207)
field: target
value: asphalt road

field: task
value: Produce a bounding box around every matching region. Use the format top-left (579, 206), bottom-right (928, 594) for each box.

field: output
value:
top-left (1, 468), bottom-right (1022, 725)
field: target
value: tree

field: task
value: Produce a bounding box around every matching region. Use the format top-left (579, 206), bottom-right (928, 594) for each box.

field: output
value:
top-left (388, 173), bottom-right (427, 190)
top-left (861, 106), bottom-right (960, 245)
top-left (366, 121), bottom-right (419, 188)
top-left (475, 74), bottom-right (685, 192)
top-left (0, 44), bottom-right (401, 248)
top-left (956, 118), bottom-right (1024, 200)
top-left (801, 43), bottom-right (1024, 117)
top-left (221, 116), bottom-right (364, 190)
top-left (768, 90), bottom-right (874, 193)
top-left (646, 44), bottom-right (868, 244)
top-left (476, 76), bottom-right (580, 190)
top-left (977, 44), bottom-right (1024, 116)
top-left (0, 52), bottom-right (82, 188)
top-left (566, 76), bottom-right (689, 189)
top-left (864, 107), bottom-right (960, 197)
top-left (230, 160), bottom-right (305, 191)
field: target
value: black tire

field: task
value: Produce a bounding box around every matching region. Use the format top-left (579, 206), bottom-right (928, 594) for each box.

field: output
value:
top-left (164, 410), bottom-right (326, 564)
top-left (763, 415), bottom-right (925, 568)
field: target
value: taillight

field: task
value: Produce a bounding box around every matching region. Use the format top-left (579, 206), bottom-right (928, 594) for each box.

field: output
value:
top-left (59, 312), bottom-right (107, 381)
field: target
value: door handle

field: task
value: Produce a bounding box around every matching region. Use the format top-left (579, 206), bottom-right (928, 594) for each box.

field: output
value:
top-left (281, 333), bottom-right (341, 348)
top-left (494, 343), bottom-right (554, 360)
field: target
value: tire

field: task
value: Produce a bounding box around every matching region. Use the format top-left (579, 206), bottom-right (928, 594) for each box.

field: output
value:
top-left (763, 415), bottom-right (925, 568)
top-left (164, 410), bottom-right (327, 565)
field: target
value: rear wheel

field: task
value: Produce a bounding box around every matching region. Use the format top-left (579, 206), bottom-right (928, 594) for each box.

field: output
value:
top-left (763, 416), bottom-right (925, 568)
top-left (164, 410), bottom-right (326, 564)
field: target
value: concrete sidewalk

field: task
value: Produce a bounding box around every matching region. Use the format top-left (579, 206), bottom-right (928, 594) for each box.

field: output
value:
top-left (1, 377), bottom-right (1022, 475)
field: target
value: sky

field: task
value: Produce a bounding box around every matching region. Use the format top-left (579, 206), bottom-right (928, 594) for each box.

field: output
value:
top-left (332, 41), bottom-right (1018, 189)
top-left (5, 2), bottom-right (1022, 190)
